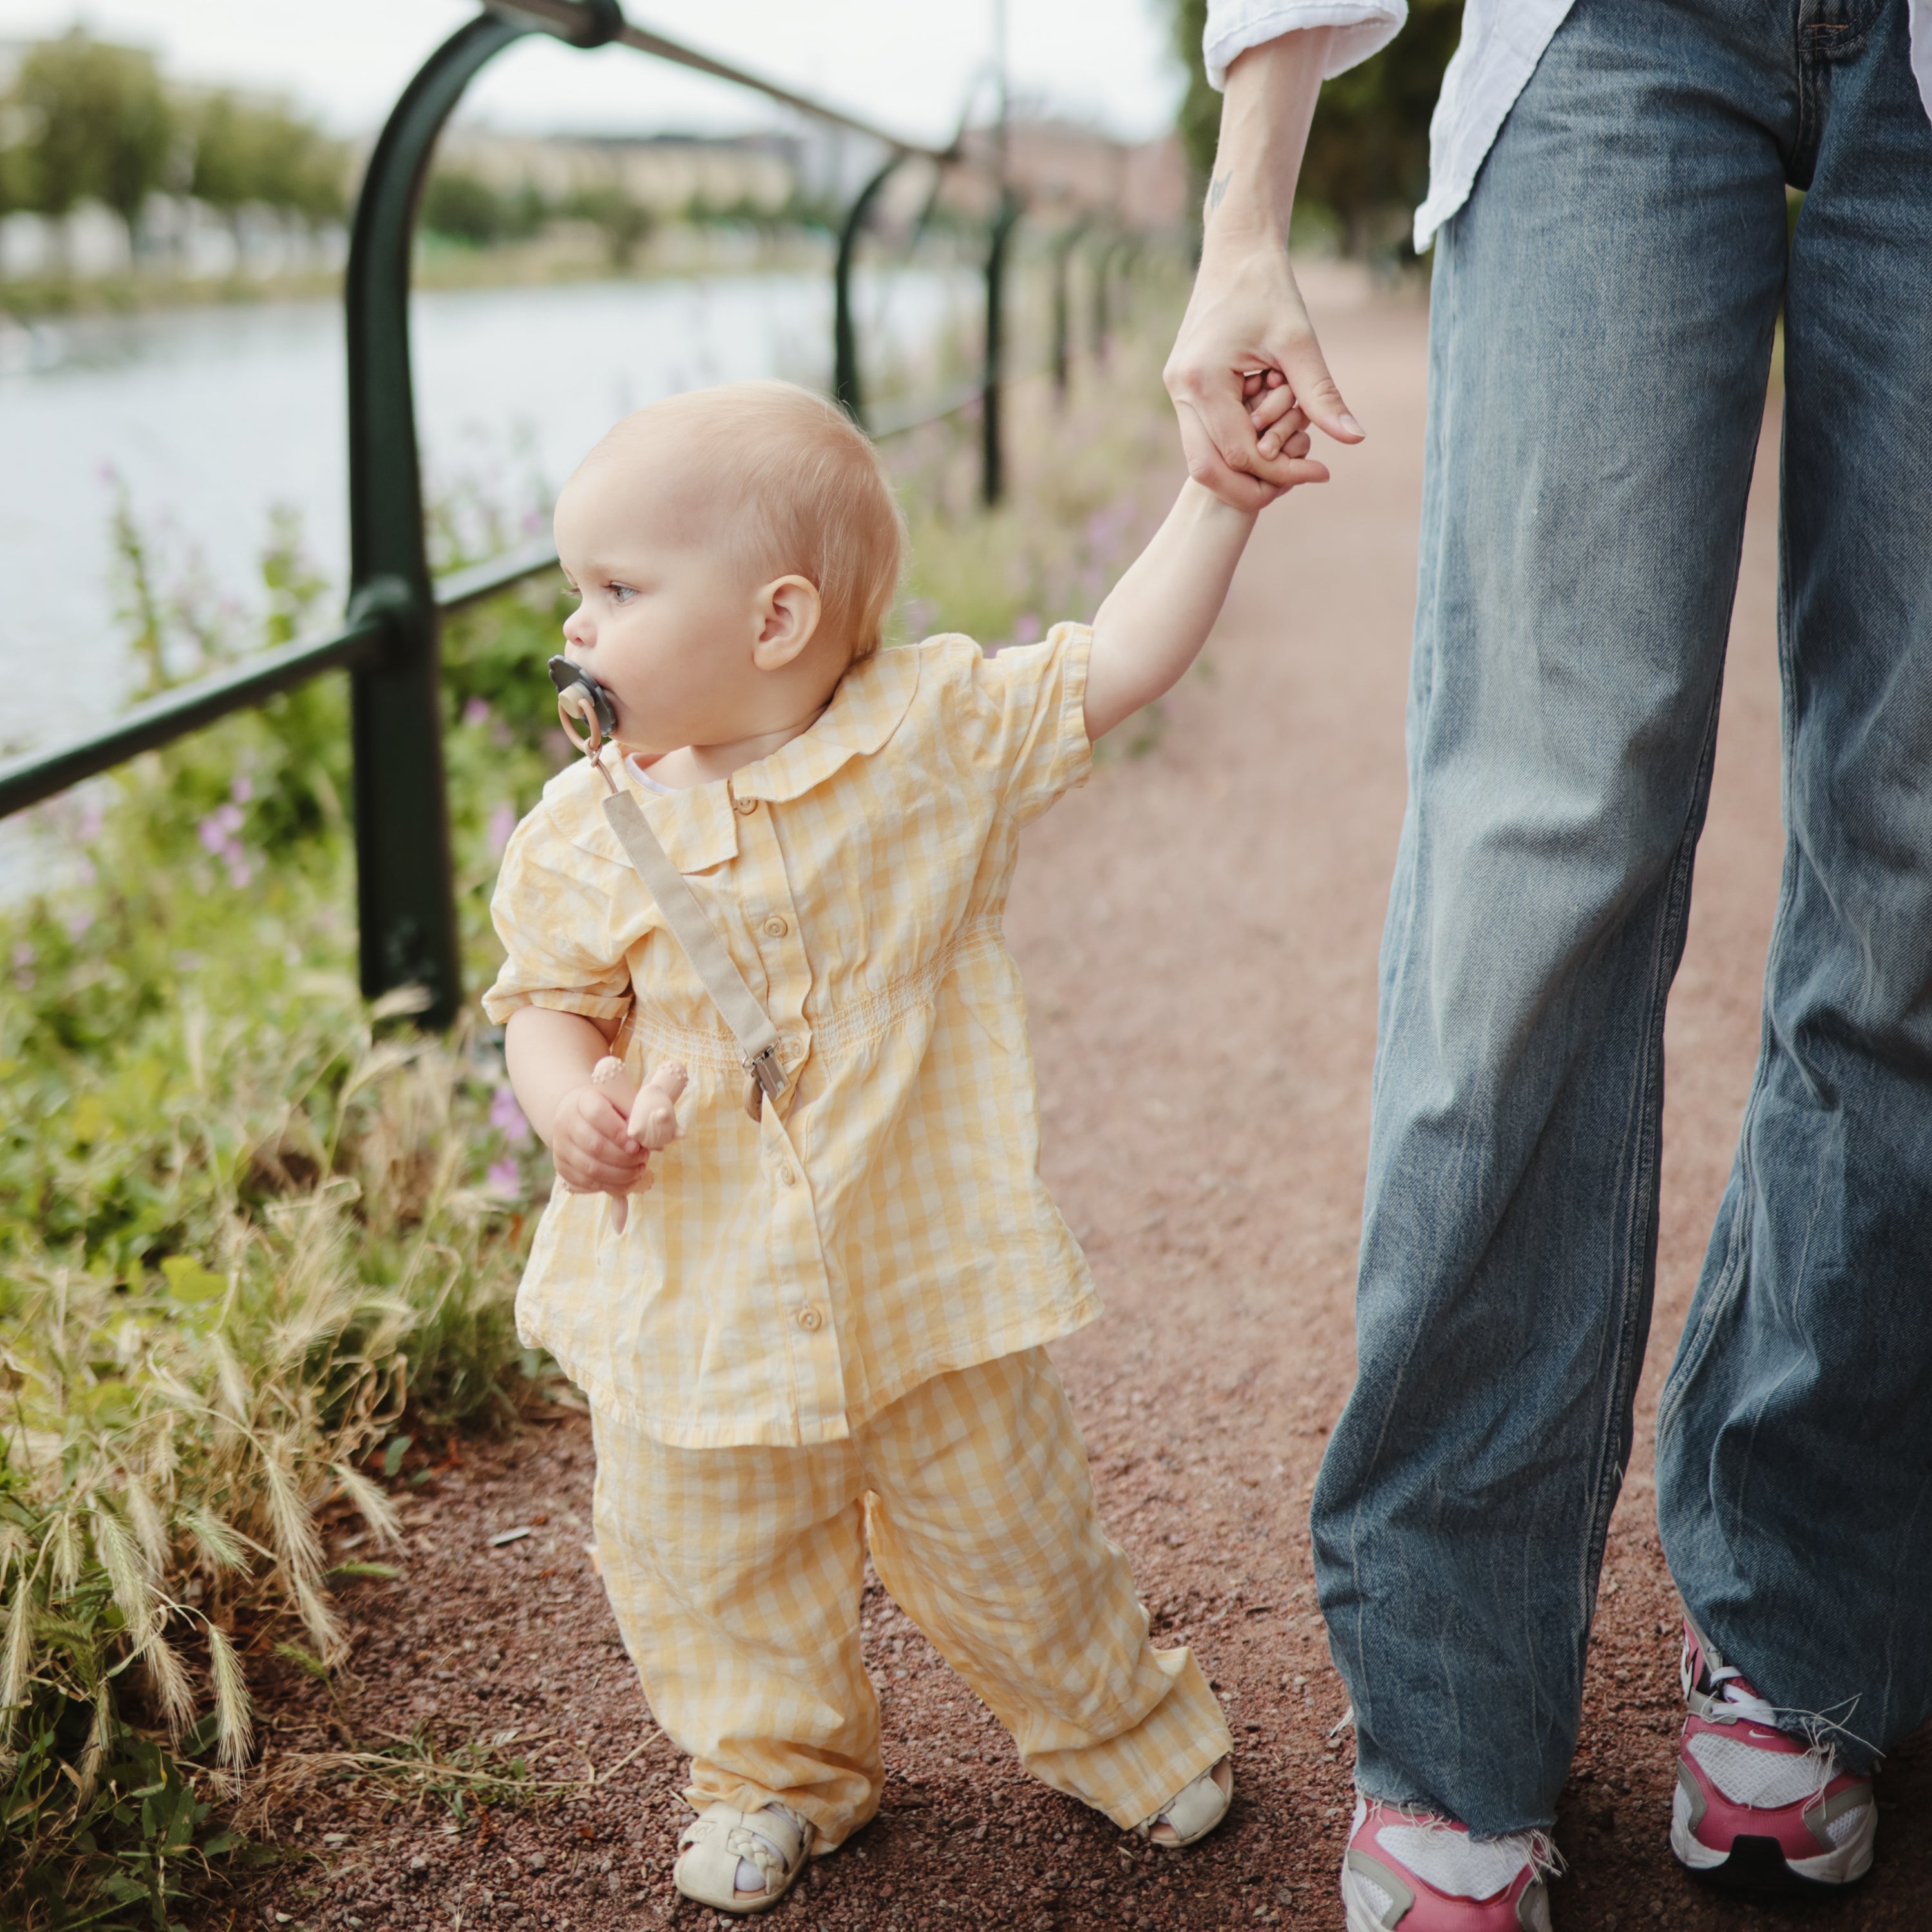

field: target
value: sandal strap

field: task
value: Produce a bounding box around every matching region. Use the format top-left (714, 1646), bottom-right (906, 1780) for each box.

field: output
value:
top-left (1139, 1759), bottom-right (1232, 1845)
top-left (676, 1801), bottom-right (812, 1903)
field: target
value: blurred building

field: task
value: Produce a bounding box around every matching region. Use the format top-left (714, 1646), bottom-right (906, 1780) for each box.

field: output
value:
top-left (434, 128), bottom-right (802, 214)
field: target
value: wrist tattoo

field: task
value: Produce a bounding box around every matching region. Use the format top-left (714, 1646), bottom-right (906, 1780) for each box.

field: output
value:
top-left (1206, 171), bottom-right (1231, 220)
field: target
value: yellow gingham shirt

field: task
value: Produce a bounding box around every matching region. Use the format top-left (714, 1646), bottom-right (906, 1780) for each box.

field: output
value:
top-left (483, 625), bottom-right (1101, 1448)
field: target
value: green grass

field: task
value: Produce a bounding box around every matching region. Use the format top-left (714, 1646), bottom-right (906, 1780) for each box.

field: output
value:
top-left (0, 284), bottom-right (1186, 1928)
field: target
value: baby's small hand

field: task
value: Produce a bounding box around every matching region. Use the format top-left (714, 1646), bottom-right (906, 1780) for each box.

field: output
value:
top-left (551, 1081), bottom-right (652, 1195)
top-left (1232, 370), bottom-right (1312, 500)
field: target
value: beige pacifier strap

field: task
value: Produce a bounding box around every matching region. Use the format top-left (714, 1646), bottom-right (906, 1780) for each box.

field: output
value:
top-left (601, 792), bottom-right (785, 1121)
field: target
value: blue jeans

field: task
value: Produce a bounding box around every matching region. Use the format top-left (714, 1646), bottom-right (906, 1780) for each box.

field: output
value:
top-left (1310, 0), bottom-right (1932, 1833)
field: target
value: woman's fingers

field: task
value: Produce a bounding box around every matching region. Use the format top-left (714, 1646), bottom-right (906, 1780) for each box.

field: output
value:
top-left (1269, 327), bottom-right (1365, 444)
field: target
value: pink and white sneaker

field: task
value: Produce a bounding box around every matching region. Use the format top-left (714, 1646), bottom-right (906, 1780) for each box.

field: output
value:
top-left (1673, 1615), bottom-right (1875, 1890)
top-left (1341, 1797), bottom-right (1555, 1931)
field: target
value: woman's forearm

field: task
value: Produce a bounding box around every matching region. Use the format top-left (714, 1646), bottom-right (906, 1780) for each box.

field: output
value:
top-left (1205, 30), bottom-right (1334, 248)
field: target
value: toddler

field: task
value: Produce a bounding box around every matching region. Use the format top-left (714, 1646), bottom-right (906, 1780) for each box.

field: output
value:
top-left (486, 378), bottom-right (1306, 1915)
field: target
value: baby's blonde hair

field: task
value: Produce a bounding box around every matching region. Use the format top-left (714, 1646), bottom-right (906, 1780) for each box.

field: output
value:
top-left (591, 381), bottom-right (905, 661)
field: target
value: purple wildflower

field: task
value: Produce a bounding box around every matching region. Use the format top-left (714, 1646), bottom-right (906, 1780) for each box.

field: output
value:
top-left (488, 801), bottom-right (517, 855)
top-left (490, 1083), bottom-right (531, 1145)
top-left (486, 1158), bottom-right (521, 1195)
top-left (463, 697), bottom-right (492, 728)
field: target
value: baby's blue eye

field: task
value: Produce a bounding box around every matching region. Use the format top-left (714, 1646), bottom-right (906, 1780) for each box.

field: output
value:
top-left (608, 583), bottom-right (637, 604)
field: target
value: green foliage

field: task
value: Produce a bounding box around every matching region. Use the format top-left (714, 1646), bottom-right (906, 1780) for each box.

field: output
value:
top-left (1300, 0), bottom-right (1464, 254)
top-left (419, 171), bottom-right (550, 251)
top-left (895, 272), bottom-right (1187, 660)
top-left (1165, 0), bottom-right (1464, 258)
top-left (1170, 0), bottom-right (1219, 206)
top-left (7, 30), bottom-right (173, 222)
top-left (0, 32), bottom-right (348, 232)
top-left (560, 184), bottom-right (656, 269)
top-left (188, 93), bottom-right (348, 225)
top-left (0, 501), bottom-right (560, 1929)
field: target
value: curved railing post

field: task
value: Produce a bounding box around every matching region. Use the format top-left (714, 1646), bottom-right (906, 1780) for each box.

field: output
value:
top-left (1090, 231), bottom-right (1124, 368)
top-left (345, 13), bottom-right (531, 1026)
top-left (833, 155), bottom-right (904, 427)
top-left (981, 194), bottom-right (1021, 507)
top-left (1050, 218), bottom-right (1088, 401)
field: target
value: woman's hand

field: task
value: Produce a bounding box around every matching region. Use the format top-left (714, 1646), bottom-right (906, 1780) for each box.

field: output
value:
top-left (1164, 29), bottom-right (1366, 511)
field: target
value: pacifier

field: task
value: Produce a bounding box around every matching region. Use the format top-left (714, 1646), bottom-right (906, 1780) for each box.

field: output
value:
top-left (548, 656), bottom-right (621, 791)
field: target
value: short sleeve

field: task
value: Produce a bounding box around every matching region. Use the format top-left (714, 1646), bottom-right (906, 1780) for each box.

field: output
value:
top-left (958, 623), bottom-right (1094, 829)
top-left (481, 800), bottom-right (635, 1027)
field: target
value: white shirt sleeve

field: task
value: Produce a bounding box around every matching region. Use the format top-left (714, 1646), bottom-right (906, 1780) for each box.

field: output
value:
top-left (1202, 0), bottom-right (1408, 89)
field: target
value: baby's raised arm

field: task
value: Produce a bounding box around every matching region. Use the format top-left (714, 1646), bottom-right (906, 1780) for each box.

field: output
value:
top-left (1083, 395), bottom-right (1305, 742)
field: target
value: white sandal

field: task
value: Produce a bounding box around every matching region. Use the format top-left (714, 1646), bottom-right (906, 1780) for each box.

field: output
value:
top-left (1138, 1756), bottom-right (1233, 1848)
top-left (674, 1800), bottom-right (814, 1915)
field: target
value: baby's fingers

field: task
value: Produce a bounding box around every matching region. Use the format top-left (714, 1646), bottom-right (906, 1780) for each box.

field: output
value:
top-left (1249, 385), bottom-right (1304, 433)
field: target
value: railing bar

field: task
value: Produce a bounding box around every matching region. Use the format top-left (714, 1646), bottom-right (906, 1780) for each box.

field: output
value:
top-left (867, 360), bottom-right (1056, 442)
top-left (867, 383), bottom-right (984, 440)
top-left (434, 539), bottom-right (563, 616)
top-left (484, 0), bottom-right (956, 160)
top-left (0, 617), bottom-right (388, 822)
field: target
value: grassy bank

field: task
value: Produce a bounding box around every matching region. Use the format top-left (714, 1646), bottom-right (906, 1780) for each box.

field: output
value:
top-left (0, 281), bottom-right (1185, 1929)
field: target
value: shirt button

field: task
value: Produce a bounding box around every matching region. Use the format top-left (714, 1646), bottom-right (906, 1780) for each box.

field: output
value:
top-left (778, 1163), bottom-right (797, 1186)
top-left (734, 793), bottom-right (759, 815)
top-left (797, 1306), bottom-right (822, 1332)
top-left (762, 915), bottom-right (788, 938)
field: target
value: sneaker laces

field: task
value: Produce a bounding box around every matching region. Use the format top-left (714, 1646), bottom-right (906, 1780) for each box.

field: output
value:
top-left (1702, 1662), bottom-right (1783, 1731)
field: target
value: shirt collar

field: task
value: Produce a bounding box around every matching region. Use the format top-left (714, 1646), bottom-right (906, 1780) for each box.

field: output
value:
top-left (732, 643), bottom-right (922, 805)
top-left (561, 644), bottom-right (922, 877)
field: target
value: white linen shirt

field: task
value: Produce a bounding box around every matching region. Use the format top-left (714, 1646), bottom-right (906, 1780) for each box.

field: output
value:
top-left (1203, 0), bottom-right (1932, 250)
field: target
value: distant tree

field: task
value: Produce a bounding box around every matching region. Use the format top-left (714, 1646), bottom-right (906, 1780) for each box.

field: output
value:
top-left (189, 91), bottom-right (348, 225)
top-left (1300, 0), bottom-right (1461, 254)
top-left (10, 30), bottom-right (175, 223)
top-left (1166, 0), bottom-right (1463, 256)
top-left (0, 106), bottom-right (35, 218)
top-left (1171, 0), bottom-right (1219, 215)
top-left (420, 169), bottom-right (509, 247)
top-left (564, 184), bottom-right (654, 269)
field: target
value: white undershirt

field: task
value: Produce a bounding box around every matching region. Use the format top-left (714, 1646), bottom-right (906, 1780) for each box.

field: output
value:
top-left (626, 754), bottom-right (679, 796)
top-left (1202, 0), bottom-right (1932, 250)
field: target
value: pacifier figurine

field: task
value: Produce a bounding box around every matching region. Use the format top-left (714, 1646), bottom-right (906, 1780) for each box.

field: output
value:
top-left (585, 1055), bottom-right (689, 1232)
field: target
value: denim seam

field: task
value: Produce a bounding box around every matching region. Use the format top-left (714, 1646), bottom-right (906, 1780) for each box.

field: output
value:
top-left (1332, 216), bottom-right (1466, 1819)
top-left (1657, 413), bottom-right (1804, 1448)
top-left (1578, 666), bottom-right (1727, 1624)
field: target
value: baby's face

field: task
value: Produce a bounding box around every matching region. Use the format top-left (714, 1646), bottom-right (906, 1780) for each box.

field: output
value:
top-left (553, 454), bottom-right (766, 757)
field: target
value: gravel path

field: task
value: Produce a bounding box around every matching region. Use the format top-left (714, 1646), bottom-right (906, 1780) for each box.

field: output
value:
top-left (252, 282), bottom-right (1929, 1932)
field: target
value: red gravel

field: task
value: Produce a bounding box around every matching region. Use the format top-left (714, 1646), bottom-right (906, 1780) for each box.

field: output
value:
top-left (244, 280), bottom-right (1930, 1932)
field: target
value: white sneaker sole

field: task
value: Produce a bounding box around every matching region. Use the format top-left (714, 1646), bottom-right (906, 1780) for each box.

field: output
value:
top-left (1670, 1780), bottom-right (1876, 1888)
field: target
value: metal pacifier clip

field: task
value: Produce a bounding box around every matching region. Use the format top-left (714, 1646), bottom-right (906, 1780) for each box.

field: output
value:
top-left (547, 657), bottom-right (787, 1126)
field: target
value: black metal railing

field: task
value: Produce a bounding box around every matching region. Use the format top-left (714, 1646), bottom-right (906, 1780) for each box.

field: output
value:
top-left (0, 0), bottom-right (1132, 1026)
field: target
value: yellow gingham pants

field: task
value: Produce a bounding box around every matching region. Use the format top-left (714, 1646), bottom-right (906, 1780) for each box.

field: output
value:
top-left (590, 1347), bottom-right (1231, 1845)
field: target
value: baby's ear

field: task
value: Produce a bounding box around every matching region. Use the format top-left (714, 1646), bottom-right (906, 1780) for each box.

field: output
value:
top-left (752, 575), bottom-right (822, 670)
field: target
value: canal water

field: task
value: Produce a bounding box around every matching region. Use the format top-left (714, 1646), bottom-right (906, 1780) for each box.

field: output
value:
top-left (0, 268), bottom-right (970, 765)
